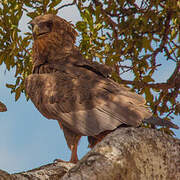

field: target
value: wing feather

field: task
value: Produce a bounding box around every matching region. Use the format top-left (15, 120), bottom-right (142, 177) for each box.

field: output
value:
top-left (25, 64), bottom-right (151, 136)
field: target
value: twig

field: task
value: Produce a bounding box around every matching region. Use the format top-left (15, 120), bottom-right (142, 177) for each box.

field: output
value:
top-left (168, 41), bottom-right (178, 62)
top-left (92, 0), bottom-right (119, 46)
top-left (164, 47), bottom-right (176, 62)
top-left (119, 65), bottom-right (133, 69)
top-left (171, 40), bottom-right (180, 48)
top-left (56, 0), bottom-right (76, 11)
top-left (153, 90), bottom-right (168, 115)
top-left (151, 10), bottom-right (172, 68)
top-left (120, 68), bottom-right (132, 75)
top-left (120, 61), bottom-right (180, 90)
top-left (140, 0), bottom-right (145, 9)
top-left (167, 61), bottom-right (180, 84)
top-left (16, 38), bottom-right (31, 57)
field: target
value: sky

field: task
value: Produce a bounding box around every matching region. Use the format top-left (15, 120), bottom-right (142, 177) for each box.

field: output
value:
top-left (0, 1), bottom-right (179, 174)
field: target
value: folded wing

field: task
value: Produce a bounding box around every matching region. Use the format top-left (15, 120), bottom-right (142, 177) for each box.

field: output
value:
top-left (25, 60), bottom-right (152, 136)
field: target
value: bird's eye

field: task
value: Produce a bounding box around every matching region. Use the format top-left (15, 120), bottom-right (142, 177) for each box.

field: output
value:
top-left (45, 20), bottom-right (53, 29)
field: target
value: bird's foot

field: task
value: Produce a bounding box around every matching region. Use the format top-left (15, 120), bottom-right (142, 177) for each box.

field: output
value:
top-left (53, 158), bottom-right (69, 163)
top-left (53, 158), bottom-right (77, 164)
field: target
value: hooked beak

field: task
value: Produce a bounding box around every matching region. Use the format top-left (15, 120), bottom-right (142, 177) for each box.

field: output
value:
top-left (32, 24), bottom-right (40, 38)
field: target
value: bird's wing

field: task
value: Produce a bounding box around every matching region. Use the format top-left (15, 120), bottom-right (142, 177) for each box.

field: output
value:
top-left (73, 58), bottom-right (113, 78)
top-left (25, 62), bottom-right (151, 136)
top-left (54, 49), bottom-right (113, 78)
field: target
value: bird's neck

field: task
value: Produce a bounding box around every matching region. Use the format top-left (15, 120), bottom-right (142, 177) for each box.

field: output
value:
top-left (32, 34), bottom-right (75, 68)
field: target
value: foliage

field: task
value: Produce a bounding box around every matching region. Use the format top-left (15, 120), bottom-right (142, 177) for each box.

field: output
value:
top-left (0, 0), bottom-right (179, 133)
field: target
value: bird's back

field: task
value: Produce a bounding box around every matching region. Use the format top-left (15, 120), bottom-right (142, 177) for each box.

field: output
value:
top-left (25, 54), bottom-right (152, 136)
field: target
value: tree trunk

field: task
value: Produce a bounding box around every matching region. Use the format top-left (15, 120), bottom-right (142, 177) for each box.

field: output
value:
top-left (1, 127), bottom-right (180, 180)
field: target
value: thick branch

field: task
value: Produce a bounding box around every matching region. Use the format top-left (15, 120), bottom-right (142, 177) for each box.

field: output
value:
top-left (120, 60), bottom-right (180, 90)
top-left (11, 163), bottom-right (75, 179)
top-left (120, 79), bottom-right (175, 89)
top-left (62, 128), bottom-right (180, 180)
top-left (1, 128), bottom-right (179, 179)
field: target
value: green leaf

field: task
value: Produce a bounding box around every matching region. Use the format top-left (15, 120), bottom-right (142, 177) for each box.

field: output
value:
top-left (76, 21), bottom-right (87, 32)
top-left (6, 84), bottom-right (15, 89)
top-left (143, 38), bottom-right (153, 52)
top-left (94, 23), bottom-right (103, 31)
top-left (144, 87), bottom-right (153, 103)
top-left (81, 9), bottom-right (94, 30)
top-left (143, 76), bottom-right (155, 82)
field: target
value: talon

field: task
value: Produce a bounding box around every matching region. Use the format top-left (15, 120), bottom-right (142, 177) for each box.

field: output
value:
top-left (54, 158), bottom-right (77, 163)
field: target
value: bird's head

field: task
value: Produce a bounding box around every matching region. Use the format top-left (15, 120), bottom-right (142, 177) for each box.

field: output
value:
top-left (29, 14), bottom-right (78, 43)
top-left (30, 14), bottom-right (78, 63)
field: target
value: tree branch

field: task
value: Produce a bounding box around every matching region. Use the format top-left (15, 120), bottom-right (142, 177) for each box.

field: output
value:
top-left (167, 60), bottom-right (180, 87)
top-left (151, 10), bottom-right (172, 68)
top-left (62, 128), bottom-right (180, 179)
top-left (120, 79), bottom-right (175, 90)
top-left (1, 128), bottom-right (179, 179)
top-left (16, 38), bottom-right (31, 57)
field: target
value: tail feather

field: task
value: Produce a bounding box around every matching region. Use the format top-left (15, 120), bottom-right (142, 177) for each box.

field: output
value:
top-left (143, 117), bottom-right (179, 129)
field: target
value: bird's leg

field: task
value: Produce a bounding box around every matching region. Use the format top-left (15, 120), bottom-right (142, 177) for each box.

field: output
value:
top-left (55, 120), bottom-right (81, 163)
top-left (88, 130), bottom-right (111, 148)
top-left (54, 141), bottom-right (79, 163)
top-left (70, 142), bottom-right (79, 163)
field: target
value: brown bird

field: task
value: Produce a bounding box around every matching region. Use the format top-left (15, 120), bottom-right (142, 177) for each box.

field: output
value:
top-left (25, 14), bottom-right (178, 163)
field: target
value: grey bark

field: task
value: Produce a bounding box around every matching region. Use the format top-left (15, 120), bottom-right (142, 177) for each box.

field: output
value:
top-left (1, 127), bottom-right (179, 180)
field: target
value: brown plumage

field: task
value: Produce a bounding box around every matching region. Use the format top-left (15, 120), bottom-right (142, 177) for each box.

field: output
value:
top-left (25, 14), bottom-right (175, 163)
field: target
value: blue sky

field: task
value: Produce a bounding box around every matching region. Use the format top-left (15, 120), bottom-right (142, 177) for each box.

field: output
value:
top-left (0, 2), bottom-right (179, 174)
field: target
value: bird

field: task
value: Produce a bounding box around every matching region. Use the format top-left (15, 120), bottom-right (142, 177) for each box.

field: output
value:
top-left (25, 14), bottom-right (178, 163)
